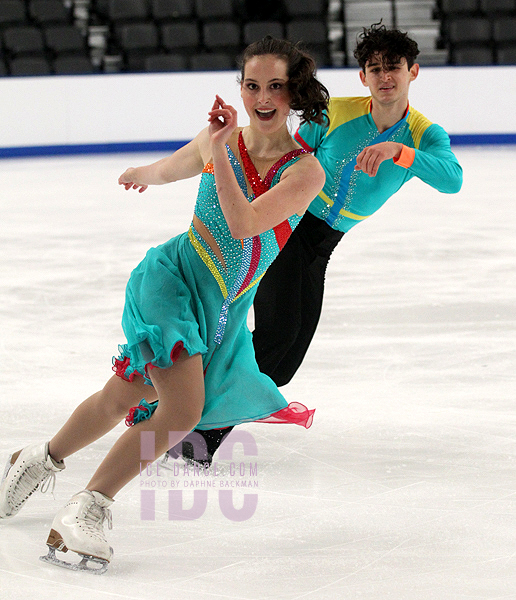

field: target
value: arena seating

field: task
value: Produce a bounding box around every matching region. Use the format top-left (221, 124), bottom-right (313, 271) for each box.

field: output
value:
top-left (0, 1), bottom-right (28, 30)
top-left (1, 0), bottom-right (515, 76)
top-left (28, 0), bottom-right (71, 26)
top-left (438, 0), bottom-right (516, 65)
top-left (0, 0), bottom-right (94, 75)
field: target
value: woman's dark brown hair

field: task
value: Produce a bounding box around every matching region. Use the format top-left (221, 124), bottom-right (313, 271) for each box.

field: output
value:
top-left (238, 36), bottom-right (329, 125)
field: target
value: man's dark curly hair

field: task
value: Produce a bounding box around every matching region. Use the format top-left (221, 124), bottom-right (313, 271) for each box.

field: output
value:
top-left (353, 23), bottom-right (420, 71)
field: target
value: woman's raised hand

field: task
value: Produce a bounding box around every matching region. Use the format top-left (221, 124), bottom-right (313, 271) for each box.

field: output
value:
top-left (118, 168), bottom-right (148, 193)
top-left (208, 95), bottom-right (238, 147)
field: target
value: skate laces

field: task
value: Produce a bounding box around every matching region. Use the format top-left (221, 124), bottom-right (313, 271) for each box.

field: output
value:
top-left (11, 461), bottom-right (55, 510)
top-left (40, 471), bottom-right (57, 495)
top-left (82, 498), bottom-right (113, 543)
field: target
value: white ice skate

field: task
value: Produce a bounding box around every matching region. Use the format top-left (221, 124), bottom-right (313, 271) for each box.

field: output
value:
top-left (40, 490), bottom-right (114, 575)
top-left (0, 442), bottom-right (65, 519)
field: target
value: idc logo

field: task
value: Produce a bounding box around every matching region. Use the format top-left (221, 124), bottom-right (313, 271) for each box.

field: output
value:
top-left (140, 430), bottom-right (259, 522)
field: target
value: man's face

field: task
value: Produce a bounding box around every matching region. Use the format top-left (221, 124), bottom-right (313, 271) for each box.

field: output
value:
top-left (359, 53), bottom-right (419, 108)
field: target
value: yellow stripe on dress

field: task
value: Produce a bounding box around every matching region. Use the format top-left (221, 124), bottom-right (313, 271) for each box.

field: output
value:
top-left (318, 190), bottom-right (371, 221)
top-left (188, 227), bottom-right (228, 299)
top-left (235, 271), bottom-right (265, 300)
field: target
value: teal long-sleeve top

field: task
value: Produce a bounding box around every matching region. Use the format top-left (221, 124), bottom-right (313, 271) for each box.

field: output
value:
top-left (294, 96), bottom-right (463, 233)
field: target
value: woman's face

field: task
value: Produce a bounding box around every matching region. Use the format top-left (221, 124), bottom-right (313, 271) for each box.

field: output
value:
top-left (241, 55), bottom-right (291, 132)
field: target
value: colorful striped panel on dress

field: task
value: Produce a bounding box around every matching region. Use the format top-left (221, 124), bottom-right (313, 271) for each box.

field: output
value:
top-left (188, 226), bottom-right (227, 299)
top-left (236, 131), bottom-right (307, 286)
top-left (199, 134), bottom-right (307, 345)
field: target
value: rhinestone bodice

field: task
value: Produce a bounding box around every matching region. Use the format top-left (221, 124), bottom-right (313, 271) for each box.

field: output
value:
top-left (189, 131), bottom-right (307, 343)
top-left (190, 133), bottom-right (305, 294)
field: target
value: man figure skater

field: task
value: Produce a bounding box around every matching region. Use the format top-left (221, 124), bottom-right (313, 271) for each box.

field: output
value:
top-left (175, 23), bottom-right (463, 465)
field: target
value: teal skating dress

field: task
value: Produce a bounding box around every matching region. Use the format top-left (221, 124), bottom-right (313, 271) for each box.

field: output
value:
top-left (114, 131), bottom-right (315, 430)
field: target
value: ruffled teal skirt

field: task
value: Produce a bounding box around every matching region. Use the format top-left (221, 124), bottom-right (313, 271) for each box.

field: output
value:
top-left (113, 232), bottom-right (314, 430)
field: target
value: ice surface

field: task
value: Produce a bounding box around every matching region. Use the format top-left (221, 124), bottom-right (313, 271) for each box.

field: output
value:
top-left (0, 147), bottom-right (515, 599)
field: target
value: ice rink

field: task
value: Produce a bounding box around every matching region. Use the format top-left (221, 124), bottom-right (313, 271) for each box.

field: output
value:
top-left (0, 145), bottom-right (515, 599)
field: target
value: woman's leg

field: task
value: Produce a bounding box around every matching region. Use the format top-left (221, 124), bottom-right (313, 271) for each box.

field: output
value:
top-left (86, 350), bottom-right (205, 499)
top-left (1, 373), bottom-right (157, 520)
top-left (48, 374), bottom-right (156, 462)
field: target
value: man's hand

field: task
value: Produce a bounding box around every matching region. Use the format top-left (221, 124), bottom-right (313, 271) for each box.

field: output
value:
top-left (355, 142), bottom-right (403, 177)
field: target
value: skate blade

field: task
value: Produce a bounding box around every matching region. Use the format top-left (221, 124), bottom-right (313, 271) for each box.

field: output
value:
top-left (159, 453), bottom-right (211, 472)
top-left (158, 451), bottom-right (178, 471)
top-left (40, 546), bottom-right (109, 575)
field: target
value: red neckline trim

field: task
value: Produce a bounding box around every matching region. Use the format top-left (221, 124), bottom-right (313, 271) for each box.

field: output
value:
top-left (237, 131), bottom-right (306, 197)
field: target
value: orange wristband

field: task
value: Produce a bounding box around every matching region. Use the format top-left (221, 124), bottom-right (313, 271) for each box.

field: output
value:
top-left (393, 145), bottom-right (415, 169)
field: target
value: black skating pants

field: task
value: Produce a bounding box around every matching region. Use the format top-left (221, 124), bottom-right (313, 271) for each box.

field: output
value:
top-left (252, 211), bottom-right (344, 386)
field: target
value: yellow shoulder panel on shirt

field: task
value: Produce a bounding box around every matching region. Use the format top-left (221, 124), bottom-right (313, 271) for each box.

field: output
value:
top-left (406, 107), bottom-right (433, 149)
top-left (327, 97), bottom-right (371, 136)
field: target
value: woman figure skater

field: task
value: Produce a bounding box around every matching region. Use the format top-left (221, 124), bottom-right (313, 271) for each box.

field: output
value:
top-left (0, 37), bottom-right (328, 573)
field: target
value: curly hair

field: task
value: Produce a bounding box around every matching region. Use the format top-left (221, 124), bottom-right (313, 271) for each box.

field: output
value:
top-left (353, 23), bottom-right (420, 71)
top-left (238, 36), bottom-right (329, 125)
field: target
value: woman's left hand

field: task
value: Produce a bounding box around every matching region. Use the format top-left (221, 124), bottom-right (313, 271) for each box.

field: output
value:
top-left (208, 95), bottom-right (238, 148)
